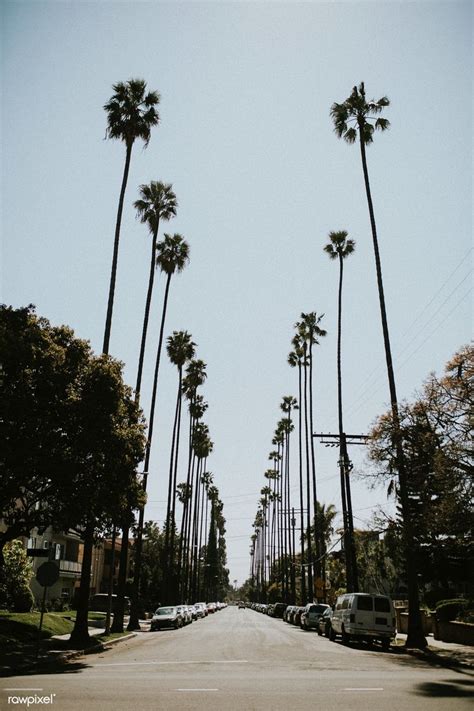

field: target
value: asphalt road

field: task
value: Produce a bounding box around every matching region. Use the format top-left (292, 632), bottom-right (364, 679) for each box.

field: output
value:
top-left (1, 607), bottom-right (473, 710)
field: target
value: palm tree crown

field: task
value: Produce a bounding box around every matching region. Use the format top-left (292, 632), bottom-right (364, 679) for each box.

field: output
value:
top-left (157, 233), bottom-right (190, 276)
top-left (330, 82), bottom-right (390, 145)
top-left (166, 331), bottom-right (195, 369)
top-left (104, 79), bottom-right (160, 148)
top-left (134, 182), bottom-right (177, 235)
top-left (323, 230), bottom-right (356, 260)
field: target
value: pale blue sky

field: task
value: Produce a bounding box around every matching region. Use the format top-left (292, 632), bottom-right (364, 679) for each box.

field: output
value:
top-left (2, 1), bottom-right (472, 585)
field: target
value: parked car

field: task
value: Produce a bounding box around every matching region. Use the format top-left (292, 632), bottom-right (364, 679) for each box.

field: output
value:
top-left (207, 602), bottom-right (217, 614)
top-left (317, 608), bottom-right (333, 637)
top-left (273, 602), bottom-right (288, 619)
top-left (284, 605), bottom-right (296, 623)
top-left (150, 606), bottom-right (183, 630)
top-left (238, 601), bottom-right (246, 609)
top-left (176, 605), bottom-right (192, 624)
top-left (89, 593), bottom-right (130, 614)
top-left (196, 601), bottom-right (208, 616)
top-left (194, 603), bottom-right (207, 618)
top-left (301, 603), bottom-right (331, 631)
top-left (293, 607), bottom-right (306, 626)
top-left (330, 593), bottom-right (395, 650)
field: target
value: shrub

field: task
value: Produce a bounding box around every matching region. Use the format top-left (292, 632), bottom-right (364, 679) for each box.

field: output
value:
top-left (12, 587), bottom-right (34, 613)
top-left (436, 599), bottom-right (468, 622)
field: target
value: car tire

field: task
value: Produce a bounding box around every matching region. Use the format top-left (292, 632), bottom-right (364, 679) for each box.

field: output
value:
top-left (317, 627), bottom-right (322, 636)
top-left (341, 626), bottom-right (350, 645)
top-left (381, 638), bottom-right (390, 652)
top-left (329, 626), bottom-right (336, 642)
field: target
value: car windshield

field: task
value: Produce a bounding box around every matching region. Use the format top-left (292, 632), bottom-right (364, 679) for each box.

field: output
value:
top-left (309, 605), bottom-right (327, 613)
top-left (155, 607), bottom-right (175, 615)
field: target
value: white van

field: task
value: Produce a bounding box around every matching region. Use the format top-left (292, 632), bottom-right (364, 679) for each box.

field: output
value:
top-left (330, 593), bottom-right (395, 650)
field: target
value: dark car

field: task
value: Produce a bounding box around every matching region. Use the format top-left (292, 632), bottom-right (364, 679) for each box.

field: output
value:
top-left (272, 603), bottom-right (287, 619)
top-left (317, 607), bottom-right (333, 637)
top-left (89, 593), bottom-right (130, 614)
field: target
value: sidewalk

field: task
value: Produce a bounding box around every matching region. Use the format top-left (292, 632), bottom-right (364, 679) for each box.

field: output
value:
top-left (395, 633), bottom-right (474, 669)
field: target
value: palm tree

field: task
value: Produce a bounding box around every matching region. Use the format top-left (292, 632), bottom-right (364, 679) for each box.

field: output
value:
top-left (128, 234), bottom-right (189, 629)
top-left (164, 330), bottom-right (196, 598)
top-left (134, 182), bottom-right (177, 400)
top-left (313, 501), bottom-right (337, 596)
top-left (288, 340), bottom-right (307, 603)
top-left (331, 83), bottom-right (426, 647)
top-left (111, 182), bottom-right (178, 631)
top-left (103, 79), bottom-right (160, 355)
top-left (280, 397), bottom-right (297, 603)
top-left (296, 313), bottom-right (326, 597)
top-left (324, 230), bottom-right (358, 592)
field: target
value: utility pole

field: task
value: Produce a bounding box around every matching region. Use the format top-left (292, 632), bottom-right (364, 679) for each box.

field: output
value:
top-left (313, 432), bottom-right (368, 593)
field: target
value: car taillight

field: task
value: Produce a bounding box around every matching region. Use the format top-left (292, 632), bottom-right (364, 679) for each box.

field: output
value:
top-left (350, 614), bottom-right (355, 623)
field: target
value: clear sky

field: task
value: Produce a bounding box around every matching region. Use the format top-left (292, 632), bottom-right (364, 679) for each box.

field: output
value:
top-left (2, 1), bottom-right (472, 586)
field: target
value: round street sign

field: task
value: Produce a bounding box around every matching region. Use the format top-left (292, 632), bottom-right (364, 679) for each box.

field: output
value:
top-left (36, 561), bottom-right (60, 587)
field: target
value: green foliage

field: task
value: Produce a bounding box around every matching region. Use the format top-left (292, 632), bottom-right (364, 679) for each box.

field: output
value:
top-left (0, 305), bottom-right (146, 561)
top-left (366, 345), bottom-right (473, 594)
top-left (0, 541), bottom-right (34, 612)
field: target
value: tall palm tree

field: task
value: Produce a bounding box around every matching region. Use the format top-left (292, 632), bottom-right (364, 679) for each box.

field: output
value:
top-left (111, 182), bottom-right (178, 632)
top-left (134, 182), bottom-right (177, 399)
top-left (128, 234), bottom-right (189, 629)
top-left (331, 83), bottom-right (426, 647)
top-left (288, 340), bottom-right (307, 603)
top-left (103, 79), bottom-right (160, 355)
top-left (296, 313), bottom-right (326, 597)
top-left (164, 330), bottom-right (196, 597)
top-left (324, 230), bottom-right (358, 592)
top-left (280, 397), bottom-right (297, 603)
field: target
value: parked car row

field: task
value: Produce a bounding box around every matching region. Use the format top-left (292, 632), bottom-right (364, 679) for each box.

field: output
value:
top-left (246, 593), bottom-right (396, 651)
top-left (150, 601), bottom-right (227, 631)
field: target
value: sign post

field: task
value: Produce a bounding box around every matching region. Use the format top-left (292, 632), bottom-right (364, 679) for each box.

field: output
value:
top-left (35, 561), bottom-right (60, 660)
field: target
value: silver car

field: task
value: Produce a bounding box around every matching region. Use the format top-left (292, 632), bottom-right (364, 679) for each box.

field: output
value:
top-left (150, 606), bottom-right (183, 631)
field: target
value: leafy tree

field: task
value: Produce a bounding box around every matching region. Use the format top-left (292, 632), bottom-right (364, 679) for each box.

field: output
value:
top-left (102, 79), bottom-right (160, 355)
top-left (1, 305), bottom-right (90, 560)
top-left (0, 540), bottom-right (34, 612)
top-left (331, 83), bottom-right (425, 648)
top-left (366, 345), bottom-right (473, 603)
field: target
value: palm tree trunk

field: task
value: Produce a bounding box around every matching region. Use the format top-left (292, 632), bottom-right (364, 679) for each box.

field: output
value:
top-left (103, 141), bottom-right (133, 356)
top-left (297, 361), bottom-right (306, 604)
top-left (164, 377), bottom-right (181, 597)
top-left (336, 255), bottom-right (353, 592)
top-left (169, 375), bottom-right (183, 598)
top-left (308, 342), bottom-right (320, 588)
top-left (177, 410), bottom-right (195, 598)
top-left (128, 273), bottom-right (172, 629)
top-left (303, 356), bottom-right (313, 599)
top-left (135, 223), bottom-right (160, 399)
top-left (359, 131), bottom-right (426, 648)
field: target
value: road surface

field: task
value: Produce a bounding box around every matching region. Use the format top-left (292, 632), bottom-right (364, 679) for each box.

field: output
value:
top-left (1, 606), bottom-right (472, 710)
